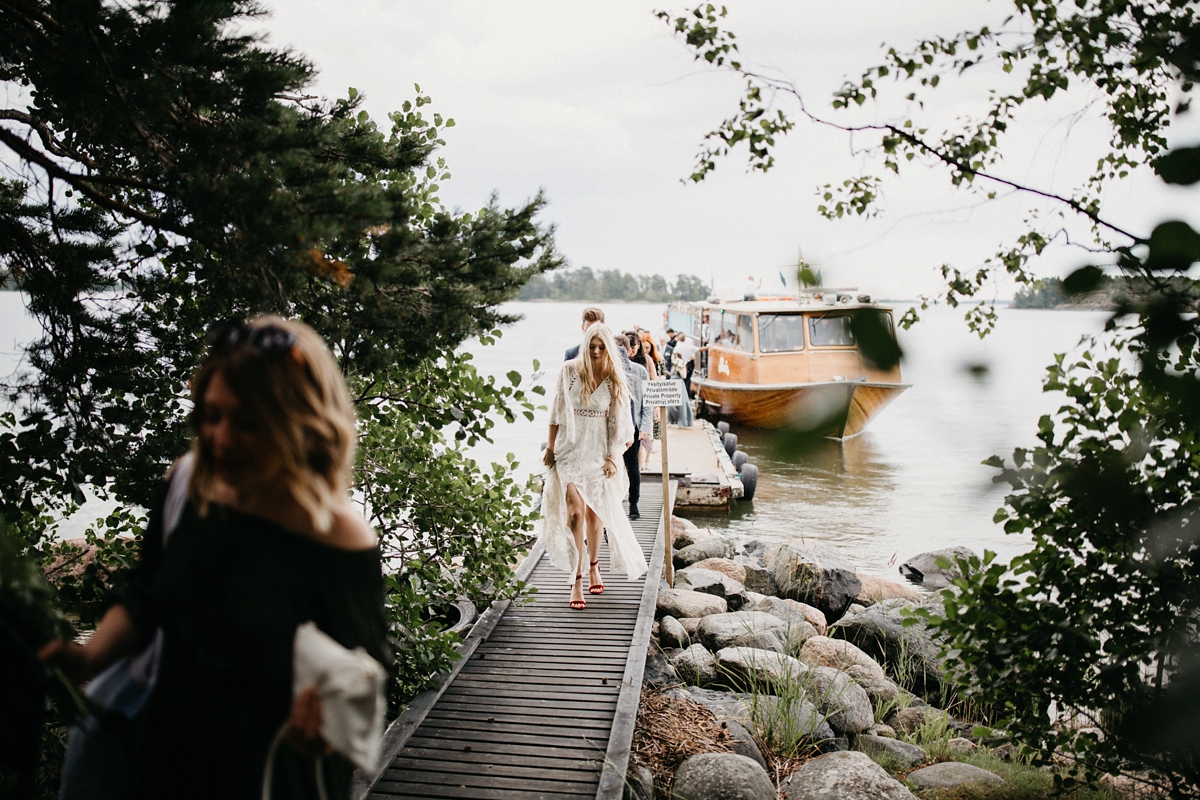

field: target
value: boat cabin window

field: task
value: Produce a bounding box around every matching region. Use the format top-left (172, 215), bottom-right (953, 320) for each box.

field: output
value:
top-left (758, 314), bottom-right (805, 352)
top-left (715, 312), bottom-right (750, 351)
top-left (809, 314), bottom-right (856, 347)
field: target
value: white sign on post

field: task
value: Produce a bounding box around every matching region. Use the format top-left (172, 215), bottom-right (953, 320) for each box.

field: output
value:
top-left (643, 379), bottom-right (685, 407)
top-left (643, 378), bottom-right (685, 588)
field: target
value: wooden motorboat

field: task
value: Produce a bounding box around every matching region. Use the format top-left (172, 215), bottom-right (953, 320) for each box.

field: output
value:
top-left (666, 291), bottom-right (909, 437)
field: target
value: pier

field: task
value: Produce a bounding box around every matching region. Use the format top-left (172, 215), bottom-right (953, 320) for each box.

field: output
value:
top-left (355, 486), bottom-right (675, 799)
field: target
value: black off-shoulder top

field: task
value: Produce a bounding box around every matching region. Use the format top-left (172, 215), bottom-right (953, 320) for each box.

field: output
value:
top-left (121, 487), bottom-right (390, 800)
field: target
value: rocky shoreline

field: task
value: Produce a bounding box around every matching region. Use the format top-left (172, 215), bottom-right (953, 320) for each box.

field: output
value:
top-left (628, 516), bottom-right (1008, 800)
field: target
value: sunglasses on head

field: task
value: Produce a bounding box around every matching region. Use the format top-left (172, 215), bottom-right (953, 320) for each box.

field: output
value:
top-left (205, 319), bottom-right (299, 360)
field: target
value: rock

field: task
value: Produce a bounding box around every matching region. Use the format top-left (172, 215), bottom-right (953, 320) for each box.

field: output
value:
top-left (698, 611), bottom-right (795, 654)
top-left (675, 538), bottom-right (737, 568)
top-left (657, 588), bottom-right (728, 620)
top-left (671, 644), bottom-right (718, 686)
top-left (829, 598), bottom-right (946, 699)
top-left (856, 573), bottom-right (920, 605)
top-left (714, 647), bottom-right (808, 690)
top-left (906, 762), bottom-right (1006, 789)
top-left (723, 718), bottom-right (767, 771)
top-left (690, 558), bottom-right (747, 583)
top-left (744, 590), bottom-right (767, 606)
top-left (676, 568), bottom-right (750, 611)
top-left (799, 636), bottom-right (885, 677)
top-left (660, 616), bottom-right (691, 649)
top-left (753, 596), bottom-right (826, 637)
top-left (671, 516), bottom-right (712, 549)
top-left (625, 764), bottom-right (653, 800)
top-left (766, 542), bottom-right (863, 623)
top-left (739, 564), bottom-right (777, 596)
top-left (819, 736), bottom-right (850, 753)
top-left (856, 734), bottom-right (927, 768)
top-left (991, 742), bottom-right (1015, 761)
top-left (684, 687), bottom-right (750, 721)
top-left (672, 753), bottom-right (775, 800)
top-left (947, 737), bottom-right (978, 754)
top-left (783, 750), bottom-right (917, 800)
top-left (743, 539), bottom-right (768, 558)
top-left (809, 666), bottom-right (873, 734)
top-left (651, 620), bottom-right (660, 641)
top-left (845, 603), bottom-right (867, 617)
top-left (898, 546), bottom-right (977, 589)
top-left (843, 663), bottom-right (900, 703)
top-left (869, 723), bottom-right (896, 738)
top-left (886, 705), bottom-right (946, 734)
top-left (643, 651), bottom-right (679, 689)
top-left (746, 694), bottom-right (832, 742)
top-left (680, 617), bottom-right (703, 638)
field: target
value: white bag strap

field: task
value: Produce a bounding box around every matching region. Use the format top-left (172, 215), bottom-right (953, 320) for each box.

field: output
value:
top-left (162, 451), bottom-right (195, 543)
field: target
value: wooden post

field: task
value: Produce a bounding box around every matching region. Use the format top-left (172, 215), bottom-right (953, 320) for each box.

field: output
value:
top-left (662, 411), bottom-right (674, 588)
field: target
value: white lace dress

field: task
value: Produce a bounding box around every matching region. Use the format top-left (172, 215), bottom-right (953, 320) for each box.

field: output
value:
top-left (536, 363), bottom-right (649, 581)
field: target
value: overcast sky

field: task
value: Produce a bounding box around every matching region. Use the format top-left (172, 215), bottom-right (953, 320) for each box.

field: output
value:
top-left (260, 1), bottom-right (1200, 300)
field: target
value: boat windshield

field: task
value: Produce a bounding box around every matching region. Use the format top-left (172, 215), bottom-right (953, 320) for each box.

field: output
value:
top-left (809, 314), bottom-right (856, 346)
top-left (758, 314), bottom-right (805, 352)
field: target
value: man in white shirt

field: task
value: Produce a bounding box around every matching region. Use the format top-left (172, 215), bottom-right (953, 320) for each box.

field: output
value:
top-left (672, 335), bottom-right (702, 398)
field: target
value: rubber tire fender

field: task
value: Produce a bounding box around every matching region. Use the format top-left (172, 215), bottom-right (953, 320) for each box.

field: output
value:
top-left (739, 463), bottom-right (758, 502)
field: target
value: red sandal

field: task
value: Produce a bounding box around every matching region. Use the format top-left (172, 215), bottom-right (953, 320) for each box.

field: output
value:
top-left (570, 574), bottom-right (587, 609)
top-left (588, 559), bottom-right (605, 595)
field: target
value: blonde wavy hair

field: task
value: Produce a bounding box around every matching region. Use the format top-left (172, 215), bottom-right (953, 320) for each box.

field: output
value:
top-left (189, 316), bottom-right (357, 533)
top-left (576, 323), bottom-right (629, 407)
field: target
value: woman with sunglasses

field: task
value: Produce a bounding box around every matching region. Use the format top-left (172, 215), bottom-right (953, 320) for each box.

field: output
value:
top-left (41, 317), bottom-right (388, 800)
top-left (539, 323), bottom-right (648, 609)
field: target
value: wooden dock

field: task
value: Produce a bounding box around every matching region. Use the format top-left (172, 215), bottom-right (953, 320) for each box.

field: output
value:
top-left (640, 421), bottom-right (743, 508)
top-left (356, 486), bottom-right (674, 799)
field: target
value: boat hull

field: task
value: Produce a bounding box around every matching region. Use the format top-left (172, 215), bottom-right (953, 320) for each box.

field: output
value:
top-left (694, 379), bottom-right (909, 437)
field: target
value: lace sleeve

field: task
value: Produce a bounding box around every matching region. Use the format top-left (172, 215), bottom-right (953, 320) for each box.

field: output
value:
top-left (549, 363), bottom-right (574, 426)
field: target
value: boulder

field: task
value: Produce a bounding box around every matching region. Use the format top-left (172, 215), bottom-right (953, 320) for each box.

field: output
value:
top-left (690, 558), bottom-right (747, 583)
top-left (698, 611), bottom-right (796, 654)
top-left (625, 764), bottom-right (654, 800)
top-left (714, 647), bottom-right (808, 690)
top-left (680, 617), bottom-right (703, 638)
top-left (643, 651), bottom-right (680, 689)
top-left (745, 693), bottom-right (833, 742)
top-left (906, 762), bottom-right (1006, 789)
top-left (869, 723), bottom-right (897, 738)
top-left (886, 705), bottom-right (947, 734)
top-left (843, 663), bottom-right (900, 703)
top-left (676, 568), bottom-right (750, 611)
top-left (675, 538), bottom-right (737, 568)
top-left (783, 750), bottom-right (917, 800)
top-left (657, 588), bottom-right (728, 620)
top-left (799, 636), bottom-right (886, 678)
top-left (723, 718), bottom-right (767, 771)
top-left (766, 542), bottom-right (862, 622)
top-left (671, 516), bottom-right (713, 549)
top-left (671, 644), bottom-right (718, 686)
top-left (744, 590), bottom-right (768, 606)
top-left (672, 753), bottom-right (775, 800)
top-left (684, 687), bottom-right (750, 721)
top-left (809, 666), bottom-right (873, 735)
top-left (856, 573), bottom-right (919, 605)
top-left (856, 734), bottom-right (927, 768)
top-left (660, 615), bottom-right (691, 649)
top-left (739, 564), bottom-right (778, 596)
top-left (947, 737), bottom-right (978, 754)
top-left (829, 598), bottom-right (946, 700)
top-left (753, 596), bottom-right (826, 637)
top-left (743, 539), bottom-right (768, 559)
top-left (898, 546), bottom-right (977, 589)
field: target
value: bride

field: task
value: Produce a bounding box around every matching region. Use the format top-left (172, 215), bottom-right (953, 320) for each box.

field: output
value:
top-left (539, 323), bottom-right (649, 609)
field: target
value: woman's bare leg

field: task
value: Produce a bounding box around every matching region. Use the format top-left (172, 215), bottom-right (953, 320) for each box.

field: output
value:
top-left (586, 506), bottom-right (603, 591)
top-left (565, 483), bottom-right (587, 607)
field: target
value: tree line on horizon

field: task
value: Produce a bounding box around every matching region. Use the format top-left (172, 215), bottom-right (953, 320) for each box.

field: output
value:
top-left (1012, 274), bottom-right (1199, 309)
top-left (517, 266), bottom-right (710, 302)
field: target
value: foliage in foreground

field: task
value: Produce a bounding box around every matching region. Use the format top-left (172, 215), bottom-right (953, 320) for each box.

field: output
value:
top-left (0, 1), bottom-right (559, 793)
top-left (658, 0), bottom-right (1200, 790)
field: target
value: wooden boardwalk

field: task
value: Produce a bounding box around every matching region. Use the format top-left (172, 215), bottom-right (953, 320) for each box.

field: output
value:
top-left (358, 487), bottom-right (673, 800)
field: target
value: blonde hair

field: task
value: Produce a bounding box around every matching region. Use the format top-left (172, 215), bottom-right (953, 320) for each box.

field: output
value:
top-left (189, 316), bottom-right (357, 533)
top-left (576, 323), bottom-right (628, 407)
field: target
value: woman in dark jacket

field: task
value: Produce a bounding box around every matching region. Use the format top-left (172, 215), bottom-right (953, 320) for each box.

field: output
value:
top-left (41, 317), bottom-right (389, 800)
